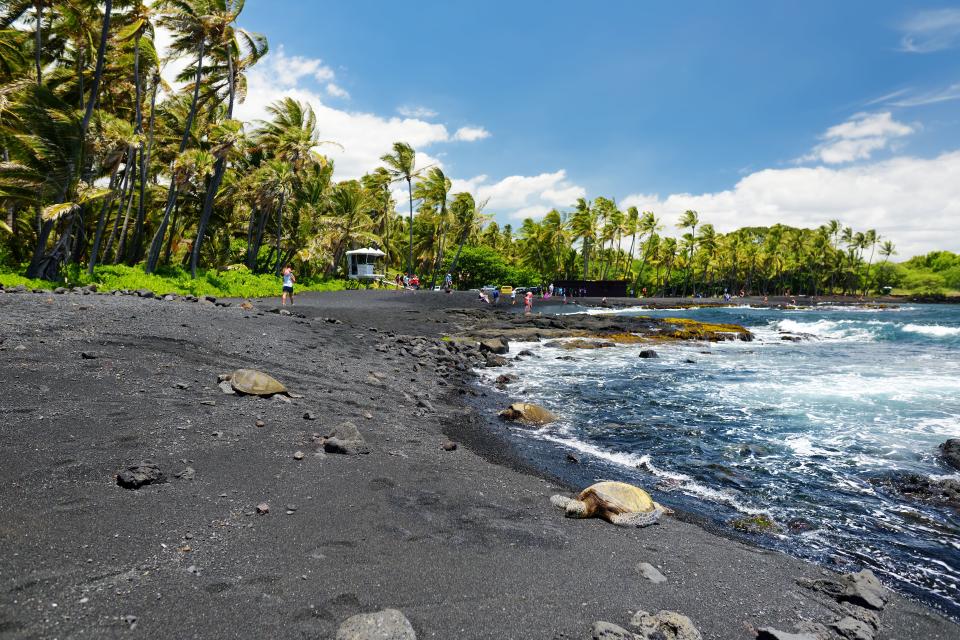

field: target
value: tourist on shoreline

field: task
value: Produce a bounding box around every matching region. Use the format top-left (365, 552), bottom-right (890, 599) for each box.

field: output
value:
top-left (281, 266), bottom-right (296, 306)
top-left (524, 291), bottom-right (533, 315)
top-left (444, 273), bottom-right (453, 292)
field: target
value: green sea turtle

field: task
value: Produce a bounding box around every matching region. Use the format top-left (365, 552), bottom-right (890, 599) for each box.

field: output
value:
top-left (498, 402), bottom-right (557, 425)
top-left (218, 369), bottom-right (288, 397)
top-left (550, 481), bottom-right (671, 527)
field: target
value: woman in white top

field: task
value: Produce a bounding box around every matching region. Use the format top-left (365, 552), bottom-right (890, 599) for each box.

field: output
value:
top-left (281, 266), bottom-right (296, 306)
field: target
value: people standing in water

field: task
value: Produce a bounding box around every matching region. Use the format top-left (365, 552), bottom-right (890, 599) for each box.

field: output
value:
top-left (281, 266), bottom-right (296, 306)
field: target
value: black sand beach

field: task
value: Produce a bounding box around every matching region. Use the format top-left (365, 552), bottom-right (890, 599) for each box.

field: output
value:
top-left (0, 288), bottom-right (956, 639)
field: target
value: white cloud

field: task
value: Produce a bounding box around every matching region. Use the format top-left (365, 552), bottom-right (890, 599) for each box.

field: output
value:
top-left (889, 82), bottom-right (960, 108)
top-left (900, 8), bottom-right (960, 53)
top-left (622, 151), bottom-right (960, 258)
top-left (397, 106), bottom-right (438, 118)
top-left (234, 49), bottom-right (487, 180)
top-left (799, 112), bottom-right (914, 164)
top-left (325, 83), bottom-right (350, 99)
top-left (452, 170), bottom-right (586, 221)
top-left (453, 126), bottom-right (491, 142)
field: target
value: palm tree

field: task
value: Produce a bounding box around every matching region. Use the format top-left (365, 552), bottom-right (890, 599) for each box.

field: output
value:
top-left (677, 209), bottom-right (699, 296)
top-left (413, 167), bottom-right (451, 289)
top-left (570, 197), bottom-right (596, 280)
top-left (380, 141), bottom-right (419, 276)
top-left (190, 1), bottom-right (267, 277)
top-left (145, 0), bottom-right (214, 273)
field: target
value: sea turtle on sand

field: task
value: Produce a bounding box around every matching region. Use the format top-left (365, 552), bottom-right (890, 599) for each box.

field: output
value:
top-left (498, 402), bottom-right (557, 425)
top-left (550, 481), bottom-right (672, 527)
top-left (218, 369), bottom-right (288, 397)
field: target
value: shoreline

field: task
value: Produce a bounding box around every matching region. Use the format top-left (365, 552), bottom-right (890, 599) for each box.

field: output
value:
top-left (0, 288), bottom-right (956, 638)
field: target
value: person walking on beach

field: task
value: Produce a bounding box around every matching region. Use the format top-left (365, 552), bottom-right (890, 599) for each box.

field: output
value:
top-left (524, 291), bottom-right (533, 315)
top-left (281, 266), bottom-right (296, 306)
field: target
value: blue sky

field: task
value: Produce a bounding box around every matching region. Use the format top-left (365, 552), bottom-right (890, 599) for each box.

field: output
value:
top-left (212, 1), bottom-right (960, 256)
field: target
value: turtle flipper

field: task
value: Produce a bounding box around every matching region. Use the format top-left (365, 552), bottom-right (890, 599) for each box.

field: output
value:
top-left (550, 494), bottom-right (573, 511)
top-left (653, 501), bottom-right (675, 516)
top-left (609, 506), bottom-right (664, 527)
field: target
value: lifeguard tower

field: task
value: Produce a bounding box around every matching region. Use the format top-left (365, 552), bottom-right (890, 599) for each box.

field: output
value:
top-left (345, 247), bottom-right (385, 282)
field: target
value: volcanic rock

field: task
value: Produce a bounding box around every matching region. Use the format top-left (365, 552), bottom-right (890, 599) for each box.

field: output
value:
top-left (116, 462), bottom-right (167, 489)
top-left (629, 610), bottom-right (702, 640)
top-left (335, 608), bottom-right (416, 640)
top-left (324, 421), bottom-right (370, 455)
top-left (940, 439), bottom-right (960, 470)
top-left (478, 337), bottom-right (509, 354)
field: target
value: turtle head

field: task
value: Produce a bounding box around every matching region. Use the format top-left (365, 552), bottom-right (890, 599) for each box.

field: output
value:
top-left (564, 499), bottom-right (589, 519)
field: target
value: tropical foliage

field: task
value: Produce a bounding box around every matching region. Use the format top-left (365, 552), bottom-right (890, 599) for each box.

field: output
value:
top-left (0, 1), bottom-right (935, 297)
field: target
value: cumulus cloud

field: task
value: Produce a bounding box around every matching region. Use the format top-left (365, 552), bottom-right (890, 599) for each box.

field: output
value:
top-left (799, 112), bottom-right (914, 164)
top-left (234, 49), bottom-right (486, 180)
top-left (452, 170), bottom-right (586, 221)
top-left (621, 151), bottom-right (960, 258)
top-left (453, 126), bottom-right (491, 142)
top-left (325, 83), bottom-right (350, 99)
top-left (397, 106), bottom-right (438, 118)
top-left (900, 8), bottom-right (960, 53)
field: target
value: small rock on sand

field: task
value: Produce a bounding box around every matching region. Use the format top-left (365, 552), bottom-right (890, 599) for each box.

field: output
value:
top-left (218, 380), bottom-right (236, 394)
top-left (293, 450), bottom-right (305, 460)
top-left (256, 502), bottom-right (270, 515)
top-left (335, 608), bottom-right (416, 640)
top-left (441, 440), bottom-right (457, 451)
top-left (80, 351), bottom-right (98, 359)
top-left (174, 467), bottom-right (195, 480)
top-left (303, 411), bottom-right (317, 420)
top-left (636, 562), bottom-right (667, 584)
top-left (630, 610), bottom-right (702, 640)
top-left (324, 422), bottom-right (370, 455)
top-left (255, 419), bottom-right (265, 428)
top-left (116, 463), bottom-right (167, 490)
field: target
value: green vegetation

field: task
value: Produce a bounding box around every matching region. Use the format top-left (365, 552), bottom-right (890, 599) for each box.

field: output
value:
top-left (0, 1), bottom-right (951, 298)
top-left (886, 251), bottom-right (960, 296)
top-left (0, 264), bottom-right (347, 298)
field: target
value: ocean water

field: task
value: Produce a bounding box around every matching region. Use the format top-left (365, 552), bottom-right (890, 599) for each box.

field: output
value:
top-left (482, 303), bottom-right (960, 618)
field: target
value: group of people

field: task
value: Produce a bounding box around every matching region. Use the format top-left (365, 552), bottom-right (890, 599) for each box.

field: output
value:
top-left (393, 273), bottom-right (422, 290)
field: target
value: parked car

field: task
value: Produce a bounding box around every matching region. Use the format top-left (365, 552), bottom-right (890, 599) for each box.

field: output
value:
top-left (500, 285), bottom-right (513, 296)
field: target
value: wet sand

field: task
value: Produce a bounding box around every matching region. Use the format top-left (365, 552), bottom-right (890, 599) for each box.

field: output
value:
top-left (0, 288), bottom-right (955, 638)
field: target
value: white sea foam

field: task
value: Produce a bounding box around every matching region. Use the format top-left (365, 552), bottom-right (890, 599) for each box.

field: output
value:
top-left (902, 323), bottom-right (960, 338)
top-left (767, 318), bottom-right (882, 342)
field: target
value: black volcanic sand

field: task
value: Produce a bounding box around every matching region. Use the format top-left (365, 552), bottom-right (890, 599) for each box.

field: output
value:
top-left (0, 288), bottom-right (956, 639)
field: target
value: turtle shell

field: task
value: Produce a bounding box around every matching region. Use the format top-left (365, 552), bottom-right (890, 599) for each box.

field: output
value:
top-left (499, 402), bottom-right (557, 425)
top-left (579, 481), bottom-right (656, 514)
top-left (228, 369), bottom-right (287, 396)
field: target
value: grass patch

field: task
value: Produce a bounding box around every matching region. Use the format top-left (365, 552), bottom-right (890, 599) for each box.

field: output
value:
top-left (0, 264), bottom-right (350, 299)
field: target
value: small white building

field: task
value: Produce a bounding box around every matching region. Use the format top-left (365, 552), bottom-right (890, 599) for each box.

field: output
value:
top-left (345, 247), bottom-right (386, 281)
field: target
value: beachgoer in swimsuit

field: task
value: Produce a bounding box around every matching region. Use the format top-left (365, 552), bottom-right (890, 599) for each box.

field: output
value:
top-left (524, 291), bottom-right (533, 315)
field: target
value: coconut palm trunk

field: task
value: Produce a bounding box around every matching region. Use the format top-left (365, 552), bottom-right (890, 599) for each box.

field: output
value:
top-left (126, 75), bottom-right (158, 263)
top-left (190, 48), bottom-right (234, 277)
top-left (146, 38), bottom-right (205, 273)
top-left (33, 1), bottom-right (42, 84)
